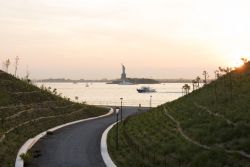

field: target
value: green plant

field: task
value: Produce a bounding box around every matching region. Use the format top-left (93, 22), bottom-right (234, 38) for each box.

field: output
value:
top-left (20, 151), bottom-right (32, 165)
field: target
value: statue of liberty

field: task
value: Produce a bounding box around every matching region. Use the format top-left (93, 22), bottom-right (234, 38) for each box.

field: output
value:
top-left (121, 64), bottom-right (126, 84)
top-left (122, 64), bottom-right (126, 74)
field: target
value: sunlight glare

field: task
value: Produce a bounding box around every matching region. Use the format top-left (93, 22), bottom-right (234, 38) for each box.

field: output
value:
top-left (228, 51), bottom-right (250, 68)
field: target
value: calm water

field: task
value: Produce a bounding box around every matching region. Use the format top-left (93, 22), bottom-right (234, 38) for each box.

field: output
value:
top-left (35, 82), bottom-right (184, 107)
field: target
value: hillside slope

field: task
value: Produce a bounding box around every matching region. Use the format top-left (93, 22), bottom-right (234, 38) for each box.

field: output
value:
top-left (0, 71), bottom-right (108, 167)
top-left (108, 63), bottom-right (250, 167)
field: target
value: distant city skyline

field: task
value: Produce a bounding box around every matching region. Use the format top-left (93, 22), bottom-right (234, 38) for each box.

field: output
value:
top-left (1, 0), bottom-right (250, 79)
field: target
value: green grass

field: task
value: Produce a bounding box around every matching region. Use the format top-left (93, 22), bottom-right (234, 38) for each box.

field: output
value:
top-left (0, 71), bottom-right (108, 167)
top-left (108, 63), bottom-right (250, 167)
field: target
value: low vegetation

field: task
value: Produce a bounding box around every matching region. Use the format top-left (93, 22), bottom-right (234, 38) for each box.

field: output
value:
top-left (20, 151), bottom-right (33, 166)
top-left (0, 71), bottom-right (108, 167)
top-left (108, 62), bottom-right (250, 167)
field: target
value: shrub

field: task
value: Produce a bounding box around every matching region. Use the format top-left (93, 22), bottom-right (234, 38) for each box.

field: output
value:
top-left (20, 151), bottom-right (32, 165)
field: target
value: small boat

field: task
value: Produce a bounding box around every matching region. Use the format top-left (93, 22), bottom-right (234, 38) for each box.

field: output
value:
top-left (137, 86), bottom-right (156, 93)
top-left (85, 83), bottom-right (89, 87)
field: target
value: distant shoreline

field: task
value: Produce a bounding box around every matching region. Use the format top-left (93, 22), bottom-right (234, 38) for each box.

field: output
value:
top-left (34, 78), bottom-right (194, 84)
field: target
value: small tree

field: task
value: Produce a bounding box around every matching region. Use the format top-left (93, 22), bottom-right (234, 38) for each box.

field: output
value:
top-left (218, 66), bottom-right (233, 101)
top-left (241, 57), bottom-right (248, 64)
top-left (182, 84), bottom-right (190, 95)
top-left (214, 70), bottom-right (220, 79)
top-left (202, 70), bottom-right (209, 84)
top-left (218, 67), bottom-right (227, 87)
top-left (53, 88), bottom-right (57, 95)
top-left (213, 78), bottom-right (218, 102)
top-left (196, 76), bottom-right (201, 88)
top-left (192, 80), bottom-right (196, 91)
top-left (227, 67), bottom-right (233, 101)
top-left (187, 84), bottom-right (191, 94)
top-left (3, 59), bottom-right (11, 73)
top-left (14, 56), bottom-right (19, 77)
top-left (181, 85), bottom-right (186, 96)
top-left (25, 66), bottom-right (31, 83)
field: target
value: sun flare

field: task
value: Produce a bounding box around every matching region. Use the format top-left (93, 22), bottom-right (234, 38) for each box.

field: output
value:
top-left (227, 51), bottom-right (250, 68)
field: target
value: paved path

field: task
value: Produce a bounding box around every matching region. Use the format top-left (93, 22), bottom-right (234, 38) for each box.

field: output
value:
top-left (29, 106), bottom-right (147, 167)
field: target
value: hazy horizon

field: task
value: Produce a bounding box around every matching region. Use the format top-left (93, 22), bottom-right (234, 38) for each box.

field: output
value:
top-left (1, 0), bottom-right (250, 79)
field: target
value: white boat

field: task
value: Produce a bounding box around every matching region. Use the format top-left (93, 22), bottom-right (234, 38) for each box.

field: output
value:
top-left (137, 86), bottom-right (156, 93)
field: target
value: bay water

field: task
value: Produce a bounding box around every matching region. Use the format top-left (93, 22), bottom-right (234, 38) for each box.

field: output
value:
top-left (35, 82), bottom-right (184, 107)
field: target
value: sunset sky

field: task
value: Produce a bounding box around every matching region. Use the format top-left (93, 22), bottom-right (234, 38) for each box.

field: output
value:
top-left (1, 0), bottom-right (250, 79)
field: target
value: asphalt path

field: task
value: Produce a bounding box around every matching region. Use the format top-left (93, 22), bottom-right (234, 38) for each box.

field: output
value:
top-left (29, 106), bottom-right (148, 167)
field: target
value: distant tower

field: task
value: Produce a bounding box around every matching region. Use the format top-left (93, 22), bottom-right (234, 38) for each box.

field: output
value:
top-left (121, 64), bottom-right (127, 84)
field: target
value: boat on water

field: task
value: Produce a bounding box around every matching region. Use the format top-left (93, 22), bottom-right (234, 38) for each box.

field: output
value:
top-left (137, 86), bottom-right (156, 93)
top-left (85, 83), bottom-right (89, 87)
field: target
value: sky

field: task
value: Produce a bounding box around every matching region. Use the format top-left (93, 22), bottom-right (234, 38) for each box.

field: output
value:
top-left (0, 0), bottom-right (250, 79)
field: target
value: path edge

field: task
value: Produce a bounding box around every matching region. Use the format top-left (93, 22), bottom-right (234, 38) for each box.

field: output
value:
top-left (101, 122), bottom-right (117, 167)
top-left (15, 107), bottom-right (114, 167)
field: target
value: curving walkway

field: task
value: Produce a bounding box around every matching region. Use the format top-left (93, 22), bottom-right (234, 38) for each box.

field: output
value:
top-left (29, 106), bottom-right (147, 167)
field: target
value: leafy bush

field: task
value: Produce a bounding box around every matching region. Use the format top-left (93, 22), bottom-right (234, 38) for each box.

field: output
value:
top-left (20, 151), bottom-right (32, 165)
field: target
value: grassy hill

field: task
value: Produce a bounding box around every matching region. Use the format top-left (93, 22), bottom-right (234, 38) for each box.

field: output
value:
top-left (0, 71), bottom-right (108, 167)
top-left (108, 62), bottom-right (250, 167)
